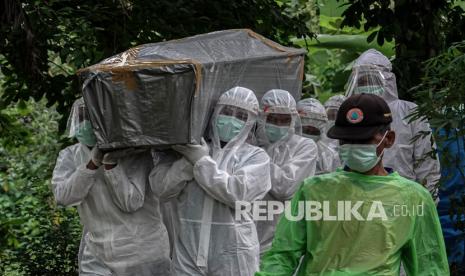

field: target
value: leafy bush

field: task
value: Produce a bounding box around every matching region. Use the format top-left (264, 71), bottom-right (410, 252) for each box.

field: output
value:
top-left (410, 42), bottom-right (465, 147)
top-left (410, 41), bottom-right (465, 275)
top-left (0, 99), bottom-right (81, 275)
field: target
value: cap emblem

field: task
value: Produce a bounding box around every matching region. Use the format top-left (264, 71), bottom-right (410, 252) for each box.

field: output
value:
top-left (346, 108), bottom-right (364, 124)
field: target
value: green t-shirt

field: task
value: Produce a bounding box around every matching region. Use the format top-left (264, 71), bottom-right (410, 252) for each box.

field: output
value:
top-left (257, 169), bottom-right (449, 276)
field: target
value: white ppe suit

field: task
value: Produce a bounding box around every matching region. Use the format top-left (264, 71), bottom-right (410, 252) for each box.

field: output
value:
top-left (346, 49), bottom-right (441, 198)
top-left (323, 94), bottom-right (346, 153)
top-left (150, 87), bottom-right (271, 275)
top-left (52, 98), bottom-right (170, 275)
top-left (297, 98), bottom-right (340, 174)
top-left (255, 89), bottom-right (318, 255)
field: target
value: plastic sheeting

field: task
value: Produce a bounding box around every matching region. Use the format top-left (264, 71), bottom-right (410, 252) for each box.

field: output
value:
top-left (77, 29), bottom-right (306, 149)
top-left (437, 128), bottom-right (465, 268)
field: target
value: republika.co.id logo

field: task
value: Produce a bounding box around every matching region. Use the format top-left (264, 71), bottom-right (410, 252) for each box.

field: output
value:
top-left (235, 200), bottom-right (424, 221)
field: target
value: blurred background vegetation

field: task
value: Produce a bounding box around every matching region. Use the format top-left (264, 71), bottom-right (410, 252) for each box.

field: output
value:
top-left (1, 0), bottom-right (465, 274)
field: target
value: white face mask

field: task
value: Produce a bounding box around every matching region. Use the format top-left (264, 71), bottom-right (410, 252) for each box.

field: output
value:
top-left (339, 131), bottom-right (388, 173)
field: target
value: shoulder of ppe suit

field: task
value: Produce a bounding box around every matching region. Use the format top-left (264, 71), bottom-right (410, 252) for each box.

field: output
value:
top-left (388, 98), bottom-right (417, 115)
top-left (317, 140), bottom-right (336, 153)
top-left (57, 143), bottom-right (81, 158)
top-left (53, 143), bottom-right (93, 175)
top-left (239, 142), bottom-right (270, 157)
top-left (292, 134), bottom-right (318, 153)
top-left (197, 143), bottom-right (269, 168)
top-left (389, 100), bottom-right (434, 130)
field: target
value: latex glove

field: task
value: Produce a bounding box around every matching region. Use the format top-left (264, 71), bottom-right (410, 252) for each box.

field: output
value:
top-left (172, 138), bottom-right (209, 165)
top-left (90, 146), bottom-right (103, 167)
top-left (102, 148), bottom-right (148, 165)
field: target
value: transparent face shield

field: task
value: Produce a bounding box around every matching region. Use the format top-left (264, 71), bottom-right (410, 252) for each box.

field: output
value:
top-left (66, 99), bottom-right (91, 138)
top-left (66, 98), bottom-right (97, 146)
top-left (265, 113), bottom-right (292, 126)
top-left (346, 66), bottom-right (386, 97)
top-left (219, 105), bottom-right (249, 121)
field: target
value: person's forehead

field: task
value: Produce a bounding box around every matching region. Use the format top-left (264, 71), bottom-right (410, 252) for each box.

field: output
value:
top-left (267, 112), bottom-right (291, 118)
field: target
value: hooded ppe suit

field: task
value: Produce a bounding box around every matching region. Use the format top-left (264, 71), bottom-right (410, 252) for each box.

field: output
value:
top-left (257, 169), bottom-right (449, 275)
top-left (346, 49), bottom-right (441, 198)
top-left (52, 98), bottom-right (170, 275)
top-left (297, 98), bottom-right (340, 174)
top-left (323, 95), bottom-right (346, 152)
top-left (150, 87), bottom-right (271, 275)
top-left (255, 89), bottom-right (318, 255)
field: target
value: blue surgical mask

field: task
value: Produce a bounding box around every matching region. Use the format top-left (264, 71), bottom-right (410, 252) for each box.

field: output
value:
top-left (339, 131), bottom-right (388, 172)
top-left (75, 120), bottom-right (97, 146)
top-left (216, 114), bottom-right (245, 142)
top-left (354, 86), bottom-right (384, 96)
top-left (265, 123), bottom-right (289, 143)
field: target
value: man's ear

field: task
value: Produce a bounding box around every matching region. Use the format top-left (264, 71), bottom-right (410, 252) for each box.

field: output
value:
top-left (385, 130), bottom-right (395, 148)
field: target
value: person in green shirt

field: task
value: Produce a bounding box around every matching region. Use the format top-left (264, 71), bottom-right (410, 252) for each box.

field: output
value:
top-left (257, 93), bottom-right (449, 276)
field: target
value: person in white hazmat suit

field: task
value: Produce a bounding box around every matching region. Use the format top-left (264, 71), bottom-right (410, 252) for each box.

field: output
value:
top-left (346, 49), bottom-right (441, 198)
top-left (52, 98), bottom-right (170, 275)
top-left (297, 98), bottom-right (340, 174)
top-left (323, 94), bottom-right (346, 152)
top-left (255, 89), bottom-right (318, 256)
top-left (149, 86), bottom-right (271, 275)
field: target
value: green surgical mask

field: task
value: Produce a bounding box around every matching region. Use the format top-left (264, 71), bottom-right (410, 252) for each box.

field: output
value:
top-left (216, 114), bottom-right (245, 142)
top-left (265, 123), bottom-right (289, 143)
top-left (75, 120), bottom-right (97, 147)
top-left (354, 86), bottom-right (384, 96)
top-left (338, 131), bottom-right (388, 173)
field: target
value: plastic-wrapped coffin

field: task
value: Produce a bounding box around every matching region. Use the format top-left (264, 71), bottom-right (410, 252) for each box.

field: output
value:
top-left (77, 29), bottom-right (306, 149)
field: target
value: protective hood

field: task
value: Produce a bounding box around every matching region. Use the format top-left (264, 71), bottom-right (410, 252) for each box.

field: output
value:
top-left (346, 49), bottom-right (398, 103)
top-left (324, 95), bottom-right (346, 110)
top-left (297, 98), bottom-right (328, 134)
top-left (209, 86), bottom-right (259, 160)
top-left (257, 89), bottom-right (301, 147)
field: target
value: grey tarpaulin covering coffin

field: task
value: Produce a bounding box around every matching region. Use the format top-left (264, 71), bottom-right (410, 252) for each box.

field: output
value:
top-left (77, 29), bottom-right (306, 149)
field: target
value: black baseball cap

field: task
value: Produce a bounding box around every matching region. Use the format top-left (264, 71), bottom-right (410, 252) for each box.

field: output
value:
top-left (327, 93), bottom-right (392, 140)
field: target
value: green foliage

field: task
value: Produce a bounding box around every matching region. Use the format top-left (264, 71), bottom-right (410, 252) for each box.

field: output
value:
top-left (0, 0), bottom-right (314, 130)
top-left (0, 99), bottom-right (81, 275)
top-left (294, 12), bottom-right (394, 99)
top-left (409, 42), bottom-right (465, 274)
top-left (281, 0), bottom-right (320, 34)
top-left (410, 42), bottom-right (465, 141)
top-left (339, 0), bottom-right (465, 100)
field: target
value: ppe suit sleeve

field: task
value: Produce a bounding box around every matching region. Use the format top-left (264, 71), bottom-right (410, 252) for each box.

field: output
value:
top-left (193, 148), bottom-right (271, 208)
top-left (257, 186), bottom-right (307, 276)
top-left (401, 190), bottom-right (449, 275)
top-left (51, 146), bottom-right (97, 206)
top-left (411, 118), bottom-right (441, 199)
top-left (149, 153), bottom-right (194, 200)
top-left (103, 151), bottom-right (152, 213)
top-left (269, 140), bottom-right (317, 201)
